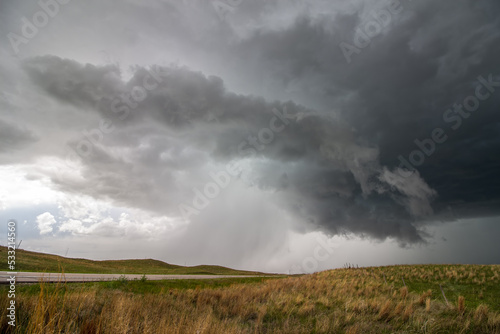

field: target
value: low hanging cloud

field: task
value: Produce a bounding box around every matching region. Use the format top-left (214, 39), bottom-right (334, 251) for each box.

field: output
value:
top-left (20, 55), bottom-right (439, 244)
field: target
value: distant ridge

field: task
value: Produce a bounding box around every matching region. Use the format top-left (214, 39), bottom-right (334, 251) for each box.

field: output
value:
top-left (0, 246), bottom-right (268, 276)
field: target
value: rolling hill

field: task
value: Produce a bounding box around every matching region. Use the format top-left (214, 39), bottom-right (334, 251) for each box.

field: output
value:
top-left (0, 246), bottom-right (267, 275)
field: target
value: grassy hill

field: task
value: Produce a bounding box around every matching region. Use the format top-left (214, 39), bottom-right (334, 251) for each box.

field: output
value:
top-left (0, 246), bottom-right (266, 275)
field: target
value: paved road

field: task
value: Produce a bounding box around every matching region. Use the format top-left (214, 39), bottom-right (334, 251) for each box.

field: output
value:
top-left (0, 271), bottom-right (265, 283)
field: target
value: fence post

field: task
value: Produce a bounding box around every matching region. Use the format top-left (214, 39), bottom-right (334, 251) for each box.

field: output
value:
top-left (439, 284), bottom-right (449, 306)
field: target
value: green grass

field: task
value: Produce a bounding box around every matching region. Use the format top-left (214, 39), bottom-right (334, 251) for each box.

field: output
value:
top-left (0, 246), bottom-right (268, 275)
top-left (368, 264), bottom-right (500, 312)
top-left (2, 277), bottom-right (281, 296)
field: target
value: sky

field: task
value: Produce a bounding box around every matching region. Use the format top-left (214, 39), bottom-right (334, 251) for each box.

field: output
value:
top-left (0, 0), bottom-right (499, 274)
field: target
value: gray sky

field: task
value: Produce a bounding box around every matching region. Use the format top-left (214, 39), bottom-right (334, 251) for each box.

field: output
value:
top-left (0, 0), bottom-right (499, 273)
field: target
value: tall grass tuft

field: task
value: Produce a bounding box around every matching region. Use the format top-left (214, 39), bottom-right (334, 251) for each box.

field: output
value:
top-left (474, 304), bottom-right (489, 323)
top-left (458, 296), bottom-right (465, 314)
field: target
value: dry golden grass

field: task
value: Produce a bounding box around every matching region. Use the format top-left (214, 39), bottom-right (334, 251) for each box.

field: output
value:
top-left (458, 295), bottom-right (466, 314)
top-left (1, 265), bottom-right (499, 333)
top-left (475, 304), bottom-right (489, 323)
top-left (425, 297), bottom-right (432, 312)
top-left (418, 289), bottom-right (432, 305)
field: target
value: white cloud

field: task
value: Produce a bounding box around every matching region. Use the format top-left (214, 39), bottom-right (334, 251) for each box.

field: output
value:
top-left (36, 212), bottom-right (57, 235)
top-left (0, 164), bottom-right (62, 210)
top-left (59, 219), bottom-right (85, 235)
top-left (55, 194), bottom-right (178, 238)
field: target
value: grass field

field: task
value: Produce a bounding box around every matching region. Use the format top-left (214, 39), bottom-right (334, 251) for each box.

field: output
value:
top-left (0, 246), bottom-right (265, 275)
top-left (1, 264), bottom-right (499, 333)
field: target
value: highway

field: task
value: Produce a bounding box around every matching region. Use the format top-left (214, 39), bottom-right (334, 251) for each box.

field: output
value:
top-left (0, 271), bottom-right (263, 283)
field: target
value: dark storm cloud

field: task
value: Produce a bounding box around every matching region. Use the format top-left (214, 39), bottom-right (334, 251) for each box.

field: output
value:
top-left (22, 55), bottom-right (123, 109)
top-left (218, 0), bottom-right (500, 227)
top-left (21, 55), bottom-right (437, 243)
top-left (0, 118), bottom-right (36, 154)
top-left (4, 0), bottom-right (500, 246)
